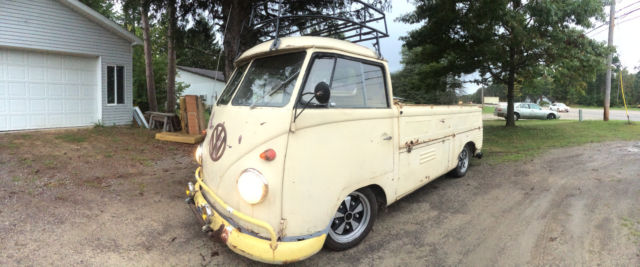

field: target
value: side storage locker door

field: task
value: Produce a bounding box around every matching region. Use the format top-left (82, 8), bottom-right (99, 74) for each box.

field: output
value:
top-left (395, 111), bottom-right (451, 198)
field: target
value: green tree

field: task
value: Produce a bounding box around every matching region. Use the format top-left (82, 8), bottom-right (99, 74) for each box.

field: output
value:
top-left (183, 0), bottom-right (390, 78)
top-left (392, 48), bottom-right (464, 104)
top-left (176, 16), bottom-right (222, 70)
top-left (400, 0), bottom-right (609, 126)
top-left (86, 0), bottom-right (390, 112)
top-left (79, 0), bottom-right (115, 19)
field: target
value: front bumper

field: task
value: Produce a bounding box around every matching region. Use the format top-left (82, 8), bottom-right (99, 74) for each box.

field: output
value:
top-left (186, 168), bottom-right (326, 264)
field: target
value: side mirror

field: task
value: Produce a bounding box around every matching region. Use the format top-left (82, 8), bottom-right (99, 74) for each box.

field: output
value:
top-left (314, 82), bottom-right (331, 104)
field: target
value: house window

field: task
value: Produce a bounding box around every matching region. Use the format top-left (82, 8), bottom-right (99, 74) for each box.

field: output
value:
top-left (107, 66), bottom-right (125, 105)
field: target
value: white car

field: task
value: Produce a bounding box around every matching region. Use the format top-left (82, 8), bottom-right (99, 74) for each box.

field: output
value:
top-left (549, 103), bottom-right (570, 112)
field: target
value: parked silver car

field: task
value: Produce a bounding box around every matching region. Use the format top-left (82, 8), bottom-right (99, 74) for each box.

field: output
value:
top-left (494, 102), bottom-right (560, 120)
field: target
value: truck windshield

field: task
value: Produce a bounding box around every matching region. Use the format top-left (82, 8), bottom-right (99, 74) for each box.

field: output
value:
top-left (231, 52), bottom-right (306, 107)
top-left (217, 64), bottom-right (248, 105)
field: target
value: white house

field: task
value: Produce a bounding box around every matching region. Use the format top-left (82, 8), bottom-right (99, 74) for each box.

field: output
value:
top-left (0, 0), bottom-right (142, 131)
top-left (176, 66), bottom-right (225, 106)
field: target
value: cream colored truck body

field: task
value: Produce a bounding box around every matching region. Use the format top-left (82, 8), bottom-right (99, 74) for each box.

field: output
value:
top-left (193, 36), bottom-right (482, 263)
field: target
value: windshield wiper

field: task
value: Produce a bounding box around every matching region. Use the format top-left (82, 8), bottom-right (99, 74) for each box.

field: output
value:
top-left (250, 70), bottom-right (300, 109)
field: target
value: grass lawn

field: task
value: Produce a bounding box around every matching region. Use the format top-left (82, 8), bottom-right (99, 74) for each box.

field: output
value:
top-left (482, 106), bottom-right (495, 114)
top-left (482, 119), bottom-right (640, 163)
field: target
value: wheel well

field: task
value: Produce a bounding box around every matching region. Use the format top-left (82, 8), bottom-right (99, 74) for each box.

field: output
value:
top-left (363, 184), bottom-right (387, 210)
top-left (465, 141), bottom-right (477, 154)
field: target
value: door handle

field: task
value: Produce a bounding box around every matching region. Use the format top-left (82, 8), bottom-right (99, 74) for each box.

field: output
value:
top-left (383, 136), bottom-right (392, 141)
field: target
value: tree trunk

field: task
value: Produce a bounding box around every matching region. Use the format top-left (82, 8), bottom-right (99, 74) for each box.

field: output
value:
top-left (506, 71), bottom-right (516, 127)
top-left (505, 48), bottom-right (516, 127)
top-left (505, 0), bottom-right (520, 127)
top-left (221, 0), bottom-right (256, 79)
top-left (166, 0), bottom-right (177, 113)
top-left (139, 0), bottom-right (157, 112)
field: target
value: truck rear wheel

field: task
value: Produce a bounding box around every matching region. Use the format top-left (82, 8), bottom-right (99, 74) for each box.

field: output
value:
top-left (325, 188), bottom-right (377, 251)
top-left (450, 145), bottom-right (471, 178)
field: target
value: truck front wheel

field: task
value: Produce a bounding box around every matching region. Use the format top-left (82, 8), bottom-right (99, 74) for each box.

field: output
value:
top-left (450, 145), bottom-right (471, 178)
top-left (325, 188), bottom-right (378, 251)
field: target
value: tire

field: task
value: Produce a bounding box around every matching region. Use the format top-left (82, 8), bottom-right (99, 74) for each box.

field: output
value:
top-left (547, 113), bottom-right (556, 120)
top-left (514, 113), bottom-right (520, 121)
top-left (325, 188), bottom-right (378, 251)
top-left (450, 145), bottom-right (471, 178)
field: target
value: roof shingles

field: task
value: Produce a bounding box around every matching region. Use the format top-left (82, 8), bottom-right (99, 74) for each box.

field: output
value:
top-left (177, 66), bottom-right (225, 82)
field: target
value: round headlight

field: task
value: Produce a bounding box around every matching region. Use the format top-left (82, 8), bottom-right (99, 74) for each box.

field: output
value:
top-left (195, 142), bottom-right (204, 165)
top-left (237, 169), bottom-right (268, 204)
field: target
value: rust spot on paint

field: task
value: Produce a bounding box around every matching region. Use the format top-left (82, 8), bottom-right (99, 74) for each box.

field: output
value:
top-left (238, 135), bottom-right (242, 144)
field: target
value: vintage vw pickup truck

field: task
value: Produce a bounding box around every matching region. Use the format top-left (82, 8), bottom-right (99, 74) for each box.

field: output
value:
top-left (185, 36), bottom-right (483, 264)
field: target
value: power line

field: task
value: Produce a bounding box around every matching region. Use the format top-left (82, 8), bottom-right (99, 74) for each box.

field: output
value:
top-left (617, 12), bottom-right (640, 25)
top-left (587, 10), bottom-right (640, 35)
top-left (616, 0), bottom-right (640, 13)
top-left (585, 1), bottom-right (640, 35)
top-left (589, 12), bottom-right (640, 35)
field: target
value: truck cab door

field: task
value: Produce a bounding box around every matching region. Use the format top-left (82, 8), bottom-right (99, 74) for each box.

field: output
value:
top-left (282, 55), bottom-right (395, 232)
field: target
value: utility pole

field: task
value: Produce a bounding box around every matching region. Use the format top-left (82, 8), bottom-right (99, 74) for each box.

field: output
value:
top-left (604, 0), bottom-right (615, 121)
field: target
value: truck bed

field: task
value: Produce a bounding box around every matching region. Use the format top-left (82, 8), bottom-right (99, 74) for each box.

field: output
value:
top-left (396, 104), bottom-right (483, 150)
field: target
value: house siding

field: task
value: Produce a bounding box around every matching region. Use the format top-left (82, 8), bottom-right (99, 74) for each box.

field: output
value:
top-left (0, 0), bottom-right (134, 125)
top-left (176, 69), bottom-right (226, 106)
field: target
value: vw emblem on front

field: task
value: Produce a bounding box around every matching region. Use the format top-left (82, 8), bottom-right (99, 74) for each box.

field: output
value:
top-left (209, 123), bottom-right (227, 162)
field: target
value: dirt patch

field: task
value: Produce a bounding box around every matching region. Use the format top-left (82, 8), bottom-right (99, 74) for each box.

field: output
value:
top-left (1, 128), bottom-right (639, 266)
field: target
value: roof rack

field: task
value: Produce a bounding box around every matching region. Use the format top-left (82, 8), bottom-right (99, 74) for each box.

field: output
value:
top-left (249, 0), bottom-right (389, 57)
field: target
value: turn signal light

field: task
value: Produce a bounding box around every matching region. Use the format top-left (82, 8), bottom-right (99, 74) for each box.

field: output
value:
top-left (259, 149), bottom-right (276, 161)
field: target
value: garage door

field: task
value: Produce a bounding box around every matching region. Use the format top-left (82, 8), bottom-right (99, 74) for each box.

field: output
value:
top-left (0, 48), bottom-right (99, 131)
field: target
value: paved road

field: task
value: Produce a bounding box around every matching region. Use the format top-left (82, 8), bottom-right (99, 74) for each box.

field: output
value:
top-left (484, 108), bottom-right (640, 122)
top-left (559, 108), bottom-right (640, 122)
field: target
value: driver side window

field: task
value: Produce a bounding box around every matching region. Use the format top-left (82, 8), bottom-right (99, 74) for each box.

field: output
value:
top-left (300, 55), bottom-right (388, 108)
top-left (300, 56), bottom-right (334, 106)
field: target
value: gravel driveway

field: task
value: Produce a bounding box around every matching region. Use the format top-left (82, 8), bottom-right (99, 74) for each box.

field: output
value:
top-left (1, 129), bottom-right (639, 266)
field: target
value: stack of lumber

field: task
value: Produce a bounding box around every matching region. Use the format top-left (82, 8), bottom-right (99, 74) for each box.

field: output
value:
top-left (182, 95), bottom-right (207, 135)
top-left (155, 95), bottom-right (207, 144)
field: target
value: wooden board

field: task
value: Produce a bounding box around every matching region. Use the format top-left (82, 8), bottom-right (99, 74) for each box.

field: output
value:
top-left (197, 96), bottom-right (207, 133)
top-left (179, 97), bottom-right (187, 133)
top-left (185, 95), bottom-right (199, 135)
top-left (155, 132), bottom-right (205, 144)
